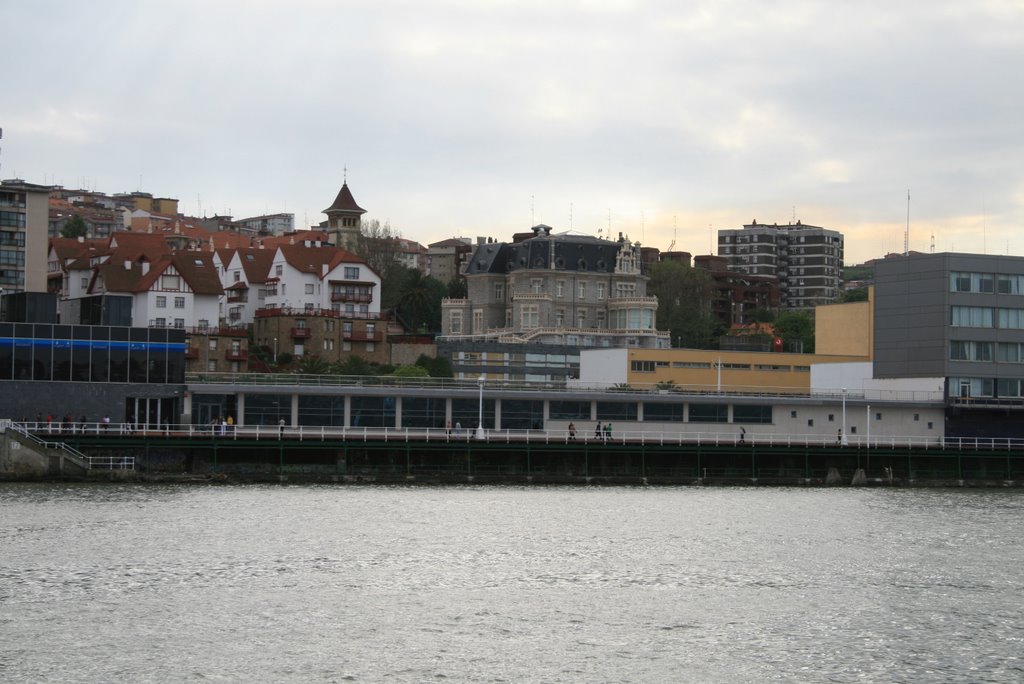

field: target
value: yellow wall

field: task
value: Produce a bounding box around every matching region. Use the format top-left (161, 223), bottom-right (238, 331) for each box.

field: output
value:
top-left (625, 348), bottom-right (867, 393)
top-left (815, 287), bottom-right (873, 358)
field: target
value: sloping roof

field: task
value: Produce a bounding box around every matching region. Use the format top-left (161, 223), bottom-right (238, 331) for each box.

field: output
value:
top-left (323, 182), bottom-right (366, 215)
top-left (170, 251), bottom-right (224, 295)
top-left (95, 251), bottom-right (223, 295)
top-left (278, 244), bottom-right (369, 279)
top-left (105, 231), bottom-right (172, 262)
top-left (234, 247), bottom-right (276, 284)
top-left (258, 230), bottom-right (332, 249)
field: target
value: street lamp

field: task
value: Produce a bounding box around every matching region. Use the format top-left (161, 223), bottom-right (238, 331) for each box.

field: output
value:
top-left (273, 337), bottom-right (278, 364)
top-left (476, 373), bottom-right (485, 440)
top-left (841, 387), bottom-right (848, 445)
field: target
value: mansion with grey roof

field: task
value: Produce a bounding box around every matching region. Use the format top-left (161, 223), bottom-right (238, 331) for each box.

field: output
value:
top-left (442, 225), bottom-right (668, 351)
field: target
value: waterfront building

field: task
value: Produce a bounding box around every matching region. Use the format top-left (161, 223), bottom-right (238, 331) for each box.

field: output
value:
top-left (874, 252), bottom-right (1024, 436)
top-left (0, 178), bottom-right (50, 294)
top-left (718, 220), bottom-right (844, 311)
top-left (440, 225), bottom-right (668, 380)
top-left (0, 321), bottom-right (185, 425)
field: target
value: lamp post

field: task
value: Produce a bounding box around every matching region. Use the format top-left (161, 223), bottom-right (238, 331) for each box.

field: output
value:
top-left (476, 373), bottom-right (485, 440)
top-left (273, 337), bottom-right (278, 365)
top-left (841, 387), bottom-right (848, 446)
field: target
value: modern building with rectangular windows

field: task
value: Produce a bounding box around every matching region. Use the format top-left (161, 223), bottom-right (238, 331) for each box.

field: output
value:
top-left (0, 179), bottom-right (50, 294)
top-left (718, 220), bottom-right (844, 311)
top-left (874, 253), bottom-right (1024, 436)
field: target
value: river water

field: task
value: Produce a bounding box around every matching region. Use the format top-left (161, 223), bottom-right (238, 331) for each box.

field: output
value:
top-left (1, 484), bottom-right (1021, 683)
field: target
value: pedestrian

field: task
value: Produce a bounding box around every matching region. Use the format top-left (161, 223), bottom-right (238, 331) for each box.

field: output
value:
top-left (594, 421), bottom-right (602, 439)
top-left (446, 419), bottom-right (452, 437)
top-left (604, 422), bottom-right (612, 441)
top-left (740, 427), bottom-right (746, 444)
top-left (568, 422), bottom-right (576, 441)
top-left (455, 421), bottom-right (462, 436)
top-left (78, 415), bottom-right (86, 434)
top-left (837, 428), bottom-right (843, 445)
top-left (102, 415), bottom-right (110, 432)
top-left (227, 415), bottom-right (234, 434)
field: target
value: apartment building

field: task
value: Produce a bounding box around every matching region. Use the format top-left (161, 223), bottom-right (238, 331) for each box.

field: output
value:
top-left (718, 220), bottom-right (844, 311)
top-left (0, 179), bottom-right (50, 293)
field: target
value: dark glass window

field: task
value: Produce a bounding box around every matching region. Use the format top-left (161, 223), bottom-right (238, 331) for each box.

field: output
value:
top-left (32, 340), bottom-right (51, 380)
top-left (52, 339), bottom-right (72, 381)
top-left (298, 395), bottom-right (345, 426)
top-left (71, 340), bottom-right (90, 381)
top-left (0, 338), bottom-right (11, 380)
top-left (451, 398), bottom-right (495, 430)
top-left (688, 403), bottom-right (728, 422)
top-left (401, 397), bottom-right (446, 429)
top-left (643, 402), bottom-right (684, 422)
top-left (501, 399), bottom-right (545, 430)
top-left (548, 400), bottom-right (590, 420)
top-left (351, 396), bottom-right (396, 428)
top-left (191, 393), bottom-right (235, 426)
top-left (244, 393), bottom-right (291, 426)
top-left (108, 342), bottom-right (128, 382)
top-left (733, 405), bottom-right (773, 424)
top-left (596, 401), bottom-right (638, 421)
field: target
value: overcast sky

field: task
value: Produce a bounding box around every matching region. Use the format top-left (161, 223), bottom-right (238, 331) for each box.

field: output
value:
top-left (2, 0), bottom-right (1022, 264)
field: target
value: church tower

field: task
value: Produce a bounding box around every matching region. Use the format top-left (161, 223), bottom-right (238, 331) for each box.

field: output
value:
top-left (323, 177), bottom-right (366, 250)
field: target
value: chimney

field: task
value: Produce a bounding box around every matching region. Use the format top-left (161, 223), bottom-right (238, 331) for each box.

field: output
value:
top-left (142, 262), bottom-right (150, 275)
top-left (322, 263), bottom-right (328, 277)
top-left (124, 260), bottom-right (131, 270)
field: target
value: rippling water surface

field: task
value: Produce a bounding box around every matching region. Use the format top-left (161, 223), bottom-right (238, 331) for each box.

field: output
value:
top-left (1, 484), bottom-right (1022, 683)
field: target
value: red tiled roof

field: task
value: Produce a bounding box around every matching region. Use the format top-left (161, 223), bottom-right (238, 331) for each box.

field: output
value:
top-left (278, 244), bottom-right (369, 279)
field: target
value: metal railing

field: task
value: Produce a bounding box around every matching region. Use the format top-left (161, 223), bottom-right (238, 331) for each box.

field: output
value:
top-left (3, 422), bottom-right (133, 470)
top-left (12, 420), bottom-right (1024, 451)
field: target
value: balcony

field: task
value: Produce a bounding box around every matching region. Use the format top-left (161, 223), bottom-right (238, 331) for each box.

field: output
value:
top-left (330, 291), bottom-right (372, 303)
top-left (291, 327), bottom-right (311, 339)
top-left (226, 293), bottom-right (248, 303)
top-left (343, 330), bottom-right (381, 342)
top-left (225, 348), bottom-right (248, 361)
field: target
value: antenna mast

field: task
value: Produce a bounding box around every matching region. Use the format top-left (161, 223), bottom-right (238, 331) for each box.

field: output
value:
top-left (904, 189), bottom-right (910, 255)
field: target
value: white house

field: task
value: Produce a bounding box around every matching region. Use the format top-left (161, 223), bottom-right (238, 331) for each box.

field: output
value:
top-left (262, 244), bottom-right (381, 316)
top-left (90, 251), bottom-right (223, 329)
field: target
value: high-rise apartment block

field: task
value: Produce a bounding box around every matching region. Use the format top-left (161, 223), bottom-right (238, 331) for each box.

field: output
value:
top-left (718, 221), bottom-right (844, 311)
top-left (0, 179), bottom-right (50, 293)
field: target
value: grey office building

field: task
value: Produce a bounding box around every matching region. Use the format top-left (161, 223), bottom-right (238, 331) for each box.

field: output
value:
top-left (875, 252), bottom-right (1024, 407)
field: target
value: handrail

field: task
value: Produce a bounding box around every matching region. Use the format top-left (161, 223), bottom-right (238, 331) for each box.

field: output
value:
top-left (10, 421), bottom-right (1024, 450)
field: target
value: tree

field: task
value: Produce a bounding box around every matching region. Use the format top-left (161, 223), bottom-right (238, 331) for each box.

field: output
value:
top-left (333, 355), bottom-right (375, 376)
top-left (842, 288), bottom-right (869, 303)
top-left (352, 218), bottom-right (403, 284)
top-left (386, 267), bottom-right (447, 332)
top-left (61, 215), bottom-right (88, 238)
top-left (446, 278), bottom-right (467, 299)
top-left (415, 354), bottom-right (453, 378)
top-left (393, 365), bottom-right (430, 378)
top-left (775, 311), bottom-right (815, 353)
top-left (647, 261), bottom-right (724, 349)
top-left (295, 354), bottom-right (330, 375)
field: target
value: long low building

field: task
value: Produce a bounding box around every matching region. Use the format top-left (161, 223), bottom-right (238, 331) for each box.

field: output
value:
top-left (185, 375), bottom-right (946, 444)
